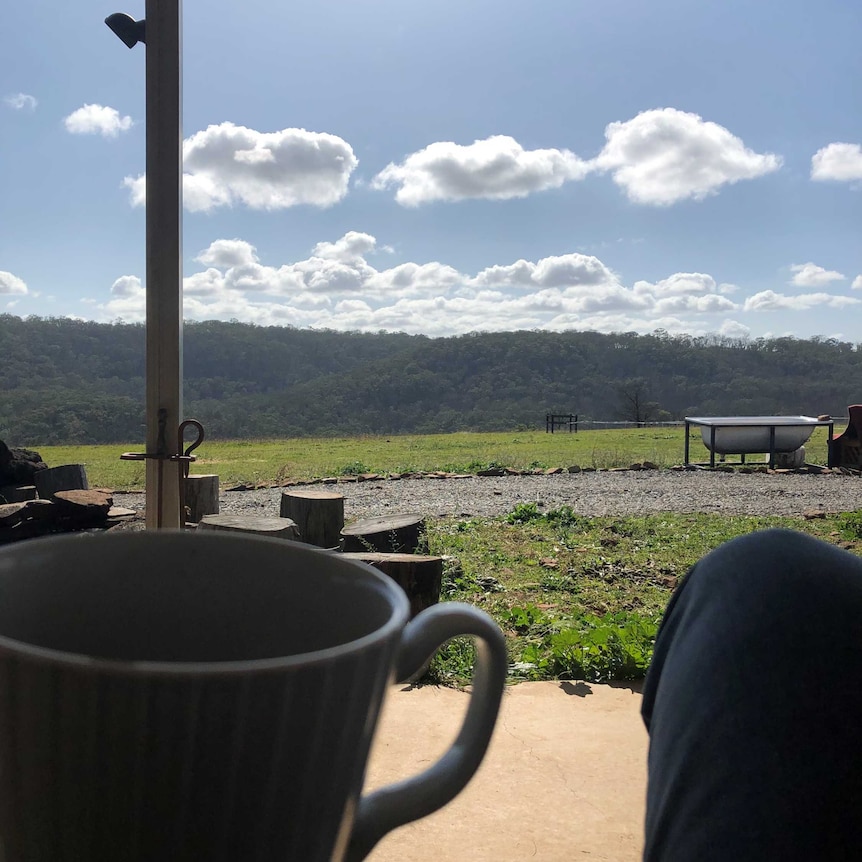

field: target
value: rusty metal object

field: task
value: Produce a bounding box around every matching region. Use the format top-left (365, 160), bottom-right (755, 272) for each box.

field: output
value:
top-left (176, 419), bottom-right (205, 526)
top-left (120, 413), bottom-right (205, 529)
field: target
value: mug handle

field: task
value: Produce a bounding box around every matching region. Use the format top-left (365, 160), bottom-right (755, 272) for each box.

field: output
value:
top-left (346, 602), bottom-right (508, 861)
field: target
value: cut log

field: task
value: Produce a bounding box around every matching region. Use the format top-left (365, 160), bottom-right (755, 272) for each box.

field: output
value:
top-left (280, 488), bottom-right (344, 548)
top-left (198, 514), bottom-right (300, 540)
top-left (0, 485), bottom-right (37, 504)
top-left (33, 464), bottom-right (88, 499)
top-left (339, 514), bottom-right (426, 554)
top-left (183, 474), bottom-right (220, 524)
top-left (339, 553), bottom-right (443, 618)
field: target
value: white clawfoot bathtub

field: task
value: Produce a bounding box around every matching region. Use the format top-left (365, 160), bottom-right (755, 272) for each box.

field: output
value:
top-left (689, 416), bottom-right (821, 454)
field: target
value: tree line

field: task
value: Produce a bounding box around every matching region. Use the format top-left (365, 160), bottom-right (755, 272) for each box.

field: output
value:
top-left (1, 314), bottom-right (859, 445)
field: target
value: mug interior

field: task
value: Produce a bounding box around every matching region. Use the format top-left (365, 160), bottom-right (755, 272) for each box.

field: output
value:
top-left (0, 532), bottom-right (405, 665)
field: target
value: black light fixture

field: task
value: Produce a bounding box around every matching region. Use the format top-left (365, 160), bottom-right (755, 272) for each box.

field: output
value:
top-left (105, 12), bottom-right (146, 48)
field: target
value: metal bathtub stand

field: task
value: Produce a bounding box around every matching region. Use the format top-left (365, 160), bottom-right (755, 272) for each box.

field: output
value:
top-left (684, 417), bottom-right (834, 470)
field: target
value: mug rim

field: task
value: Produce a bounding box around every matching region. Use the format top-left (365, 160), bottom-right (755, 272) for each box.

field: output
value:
top-left (0, 531), bottom-right (412, 678)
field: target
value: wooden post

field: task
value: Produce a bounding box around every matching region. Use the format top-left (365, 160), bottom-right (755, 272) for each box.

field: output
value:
top-left (340, 514), bottom-right (426, 554)
top-left (280, 488), bottom-right (344, 548)
top-left (339, 553), bottom-right (443, 618)
top-left (144, 0), bottom-right (183, 529)
top-left (183, 474), bottom-right (219, 523)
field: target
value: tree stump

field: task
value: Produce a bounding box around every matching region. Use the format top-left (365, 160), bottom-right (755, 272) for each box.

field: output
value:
top-left (280, 488), bottom-right (344, 548)
top-left (339, 553), bottom-right (443, 618)
top-left (33, 464), bottom-right (88, 499)
top-left (183, 474), bottom-right (220, 524)
top-left (197, 514), bottom-right (300, 540)
top-left (339, 514), bottom-right (426, 554)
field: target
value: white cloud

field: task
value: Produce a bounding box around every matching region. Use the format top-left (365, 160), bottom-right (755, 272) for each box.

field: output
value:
top-left (853, 275), bottom-right (862, 290)
top-left (64, 104), bottom-right (133, 138)
top-left (110, 275), bottom-right (143, 297)
top-left (100, 232), bottom-right (752, 336)
top-left (124, 122), bottom-right (357, 211)
top-left (592, 108), bottom-right (782, 205)
top-left (632, 273), bottom-right (736, 314)
top-left (718, 320), bottom-right (751, 339)
top-left (103, 232), bottom-right (853, 336)
top-left (633, 272), bottom-right (717, 296)
top-left (312, 232), bottom-right (377, 262)
top-left (4, 93), bottom-right (37, 111)
top-left (372, 135), bottom-right (589, 206)
top-left (101, 275), bottom-right (146, 321)
top-left (654, 294), bottom-right (736, 314)
top-left (744, 290), bottom-right (860, 311)
top-left (789, 262), bottom-right (845, 287)
top-left (811, 143), bottom-right (862, 182)
top-left (194, 239), bottom-right (257, 269)
top-left (473, 254), bottom-right (618, 290)
top-left (0, 271), bottom-right (28, 295)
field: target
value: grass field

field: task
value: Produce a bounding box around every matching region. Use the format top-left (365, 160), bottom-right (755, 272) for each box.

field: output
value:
top-left (37, 425), bottom-right (836, 490)
top-left (31, 427), bottom-right (852, 684)
top-left (423, 505), bottom-right (862, 685)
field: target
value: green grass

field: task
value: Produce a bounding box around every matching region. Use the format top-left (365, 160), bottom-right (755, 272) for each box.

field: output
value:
top-left (35, 425), bottom-right (835, 490)
top-left (33, 428), bottom-right (851, 687)
top-left (420, 506), bottom-right (861, 686)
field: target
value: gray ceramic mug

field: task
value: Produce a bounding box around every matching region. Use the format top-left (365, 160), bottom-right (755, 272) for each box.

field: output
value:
top-left (0, 531), bottom-right (507, 862)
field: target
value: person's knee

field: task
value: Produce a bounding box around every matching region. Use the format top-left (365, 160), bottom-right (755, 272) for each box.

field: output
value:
top-left (673, 527), bottom-right (862, 642)
top-left (686, 527), bottom-right (851, 595)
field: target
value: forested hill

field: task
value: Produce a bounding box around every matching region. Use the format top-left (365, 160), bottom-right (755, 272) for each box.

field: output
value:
top-left (2, 314), bottom-right (860, 445)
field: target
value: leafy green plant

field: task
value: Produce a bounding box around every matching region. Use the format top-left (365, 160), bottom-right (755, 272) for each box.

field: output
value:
top-left (508, 612), bottom-right (659, 682)
top-left (501, 603), bottom-right (550, 633)
top-left (505, 502), bottom-right (544, 524)
top-left (546, 613), bottom-right (659, 681)
top-left (462, 458), bottom-right (509, 473)
top-left (545, 505), bottom-right (588, 530)
top-left (422, 637), bottom-right (477, 686)
top-left (836, 511), bottom-right (862, 541)
top-left (338, 460), bottom-right (371, 476)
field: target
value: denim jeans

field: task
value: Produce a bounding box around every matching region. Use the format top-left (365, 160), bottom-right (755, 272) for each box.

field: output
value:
top-left (642, 528), bottom-right (862, 860)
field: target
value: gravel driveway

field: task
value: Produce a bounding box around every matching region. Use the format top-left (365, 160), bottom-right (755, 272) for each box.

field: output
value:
top-left (113, 469), bottom-right (862, 522)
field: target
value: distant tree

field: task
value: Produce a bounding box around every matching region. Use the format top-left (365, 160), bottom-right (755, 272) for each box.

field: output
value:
top-left (616, 378), bottom-right (663, 427)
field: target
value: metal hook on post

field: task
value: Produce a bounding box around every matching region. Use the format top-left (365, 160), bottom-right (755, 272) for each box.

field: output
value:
top-left (120, 416), bottom-right (206, 529)
top-left (175, 419), bottom-right (205, 527)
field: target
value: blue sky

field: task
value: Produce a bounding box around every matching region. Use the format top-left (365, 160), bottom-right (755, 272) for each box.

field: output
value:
top-left (2, 0), bottom-right (861, 339)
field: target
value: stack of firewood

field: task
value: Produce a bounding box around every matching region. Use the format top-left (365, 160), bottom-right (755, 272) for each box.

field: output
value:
top-left (0, 490), bottom-right (136, 545)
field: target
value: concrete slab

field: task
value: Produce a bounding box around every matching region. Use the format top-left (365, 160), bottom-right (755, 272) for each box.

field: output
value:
top-left (365, 681), bottom-right (647, 861)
